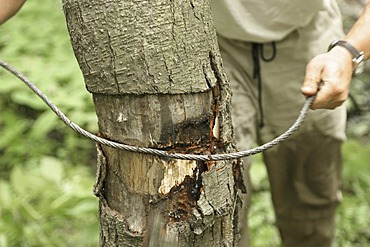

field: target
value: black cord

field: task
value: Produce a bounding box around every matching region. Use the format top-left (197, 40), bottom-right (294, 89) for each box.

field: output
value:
top-left (251, 42), bottom-right (276, 128)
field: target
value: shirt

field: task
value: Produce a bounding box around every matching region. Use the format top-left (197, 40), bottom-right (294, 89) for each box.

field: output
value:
top-left (211, 0), bottom-right (331, 43)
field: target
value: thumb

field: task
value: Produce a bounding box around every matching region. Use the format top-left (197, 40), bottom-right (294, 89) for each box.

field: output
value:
top-left (301, 62), bottom-right (322, 96)
top-left (301, 77), bottom-right (319, 96)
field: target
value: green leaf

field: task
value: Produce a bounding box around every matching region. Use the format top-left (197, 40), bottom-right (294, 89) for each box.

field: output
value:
top-left (21, 201), bottom-right (42, 221)
top-left (10, 90), bottom-right (46, 110)
top-left (40, 156), bottom-right (64, 184)
top-left (67, 200), bottom-right (98, 216)
top-left (49, 193), bottom-right (75, 211)
top-left (0, 234), bottom-right (8, 247)
top-left (0, 74), bottom-right (21, 93)
top-left (0, 118), bottom-right (27, 148)
top-left (0, 180), bottom-right (12, 209)
top-left (9, 166), bottom-right (29, 195)
top-left (29, 111), bottom-right (58, 138)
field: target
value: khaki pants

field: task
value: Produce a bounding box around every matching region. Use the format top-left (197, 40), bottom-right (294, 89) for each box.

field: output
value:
top-left (218, 3), bottom-right (346, 247)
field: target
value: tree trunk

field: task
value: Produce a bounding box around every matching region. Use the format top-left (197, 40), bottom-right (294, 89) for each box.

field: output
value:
top-left (62, 0), bottom-right (246, 246)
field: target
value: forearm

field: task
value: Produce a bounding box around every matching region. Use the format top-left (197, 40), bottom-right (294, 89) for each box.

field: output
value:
top-left (0, 0), bottom-right (26, 25)
top-left (344, 2), bottom-right (370, 59)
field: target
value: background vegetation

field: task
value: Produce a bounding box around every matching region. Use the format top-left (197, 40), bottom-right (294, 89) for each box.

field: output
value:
top-left (0, 1), bottom-right (369, 246)
top-left (0, 1), bottom-right (98, 246)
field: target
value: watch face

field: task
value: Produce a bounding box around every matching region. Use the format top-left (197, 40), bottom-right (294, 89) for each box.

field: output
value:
top-left (354, 61), bottom-right (365, 75)
top-left (353, 52), bottom-right (365, 76)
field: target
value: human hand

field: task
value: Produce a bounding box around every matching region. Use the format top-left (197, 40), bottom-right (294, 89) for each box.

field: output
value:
top-left (301, 46), bottom-right (354, 109)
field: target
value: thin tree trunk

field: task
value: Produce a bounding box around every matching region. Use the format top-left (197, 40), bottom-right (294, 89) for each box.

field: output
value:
top-left (62, 0), bottom-right (246, 246)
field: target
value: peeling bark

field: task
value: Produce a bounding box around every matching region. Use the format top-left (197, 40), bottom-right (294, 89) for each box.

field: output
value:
top-left (63, 0), bottom-right (246, 246)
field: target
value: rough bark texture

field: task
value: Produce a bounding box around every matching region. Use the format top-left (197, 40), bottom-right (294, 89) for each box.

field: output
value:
top-left (62, 0), bottom-right (246, 246)
top-left (62, 0), bottom-right (219, 95)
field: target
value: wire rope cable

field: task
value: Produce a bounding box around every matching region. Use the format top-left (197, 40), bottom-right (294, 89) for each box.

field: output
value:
top-left (0, 59), bottom-right (315, 161)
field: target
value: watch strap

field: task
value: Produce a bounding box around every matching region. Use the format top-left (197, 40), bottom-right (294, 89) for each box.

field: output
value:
top-left (328, 39), bottom-right (365, 75)
top-left (328, 40), bottom-right (359, 59)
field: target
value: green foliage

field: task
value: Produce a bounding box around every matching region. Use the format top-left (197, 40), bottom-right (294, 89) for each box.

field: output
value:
top-left (0, 0), bottom-right (97, 174)
top-left (248, 154), bottom-right (281, 247)
top-left (336, 140), bottom-right (370, 247)
top-left (249, 141), bottom-right (370, 247)
top-left (346, 75), bottom-right (370, 141)
top-left (0, 1), bottom-right (100, 246)
top-left (0, 157), bottom-right (99, 247)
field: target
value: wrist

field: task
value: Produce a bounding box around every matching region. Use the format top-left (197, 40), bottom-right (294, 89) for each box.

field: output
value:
top-left (328, 40), bottom-right (365, 76)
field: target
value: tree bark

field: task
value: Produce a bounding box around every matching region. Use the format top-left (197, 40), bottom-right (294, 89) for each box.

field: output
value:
top-left (62, 0), bottom-right (246, 246)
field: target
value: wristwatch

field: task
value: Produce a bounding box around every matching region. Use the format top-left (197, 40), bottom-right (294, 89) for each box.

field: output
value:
top-left (328, 40), bottom-right (365, 76)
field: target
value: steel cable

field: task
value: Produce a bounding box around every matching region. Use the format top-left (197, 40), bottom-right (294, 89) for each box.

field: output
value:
top-left (0, 59), bottom-right (315, 161)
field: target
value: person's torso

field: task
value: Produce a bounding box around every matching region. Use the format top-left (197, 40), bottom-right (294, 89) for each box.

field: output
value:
top-left (211, 0), bottom-right (330, 42)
